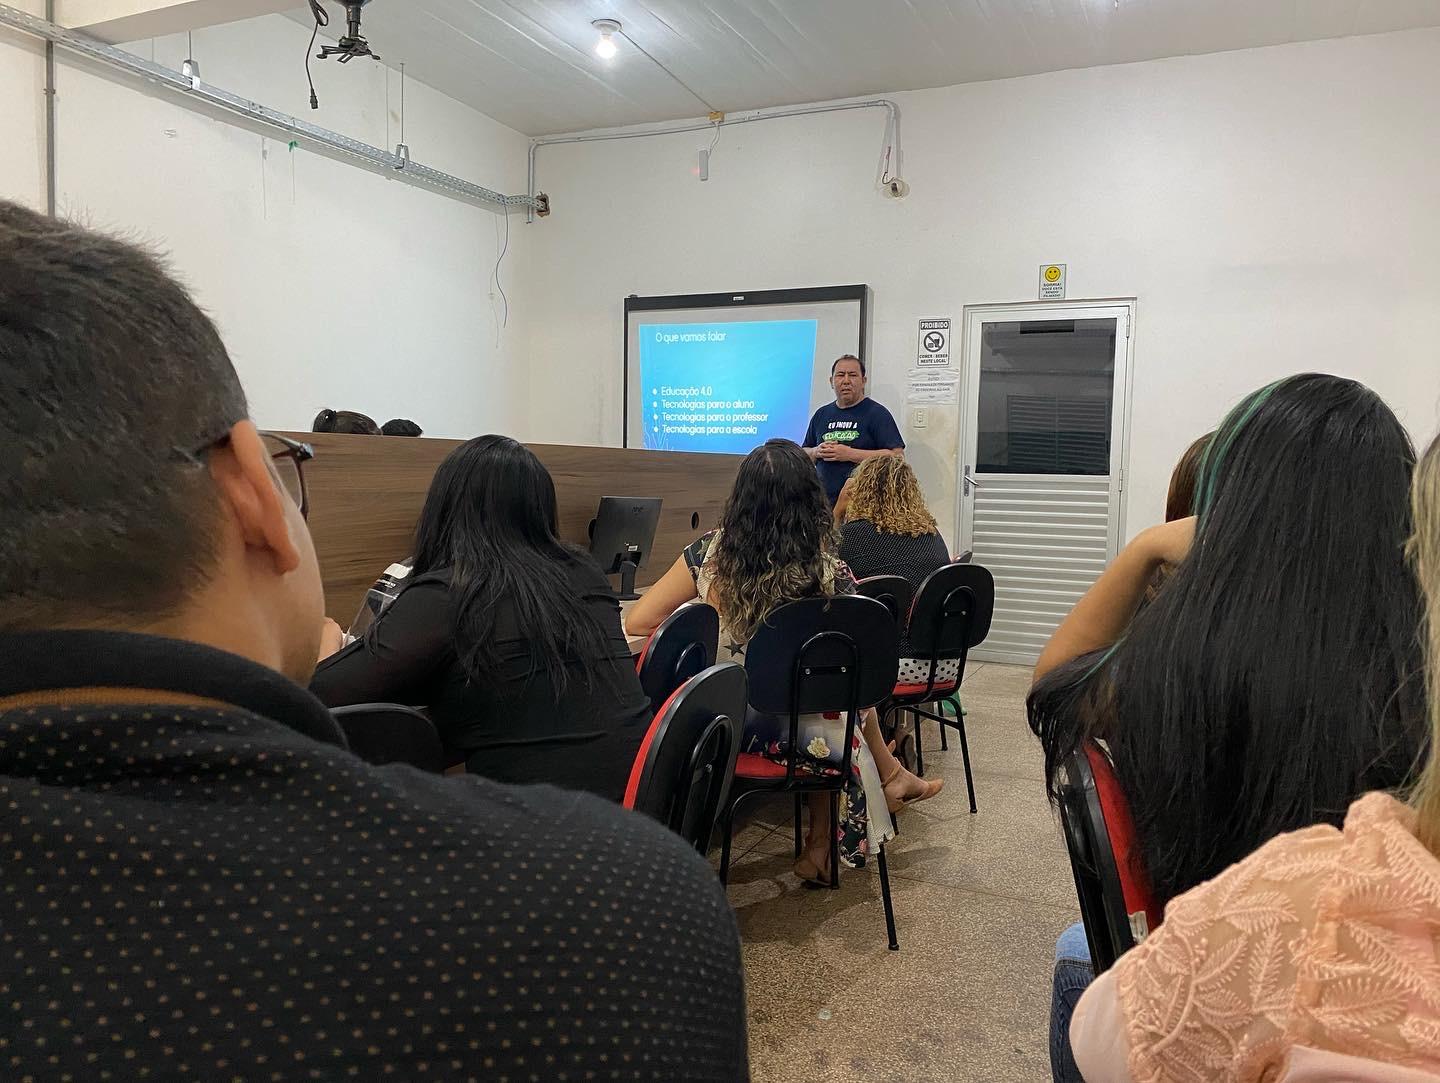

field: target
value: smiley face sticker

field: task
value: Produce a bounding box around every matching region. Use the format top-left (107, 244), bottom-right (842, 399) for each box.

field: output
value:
top-left (1039, 263), bottom-right (1067, 298)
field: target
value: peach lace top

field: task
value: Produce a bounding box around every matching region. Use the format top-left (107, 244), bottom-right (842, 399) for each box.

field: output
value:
top-left (1071, 792), bottom-right (1440, 1082)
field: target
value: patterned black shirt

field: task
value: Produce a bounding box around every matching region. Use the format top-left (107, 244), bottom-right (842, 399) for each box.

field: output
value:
top-left (0, 630), bottom-right (749, 1081)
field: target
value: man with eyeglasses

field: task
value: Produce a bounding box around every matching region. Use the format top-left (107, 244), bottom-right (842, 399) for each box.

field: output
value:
top-left (0, 201), bottom-right (749, 1081)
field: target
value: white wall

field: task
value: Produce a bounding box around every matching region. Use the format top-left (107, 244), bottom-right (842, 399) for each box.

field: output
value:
top-left (0, 1), bottom-right (46, 211)
top-left (519, 28), bottom-right (1440, 540)
top-left (1, 12), bottom-right (532, 438)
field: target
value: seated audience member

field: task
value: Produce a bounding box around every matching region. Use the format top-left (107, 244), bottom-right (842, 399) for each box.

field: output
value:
top-left (838, 454), bottom-right (956, 685)
top-left (626, 439), bottom-right (941, 885)
top-left (311, 435), bottom-right (651, 802)
top-left (382, 417), bottom-right (423, 436)
top-left (1033, 374), bottom-right (1425, 1082)
top-left (0, 201), bottom-right (748, 1079)
top-left (1070, 428), bottom-right (1440, 1082)
top-left (1164, 431), bottom-right (1212, 523)
top-left (313, 407), bottom-right (382, 434)
top-left (1145, 430), bottom-right (1213, 602)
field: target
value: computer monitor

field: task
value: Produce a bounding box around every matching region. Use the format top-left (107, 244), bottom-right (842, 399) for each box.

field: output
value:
top-left (589, 496), bottom-right (662, 600)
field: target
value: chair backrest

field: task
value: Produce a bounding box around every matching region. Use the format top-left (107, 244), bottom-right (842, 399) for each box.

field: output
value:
top-left (1086, 743), bottom-right (1163, 936)
top-left (744, 595), bottom-right (899, 781)
top-left (331, 703), bottom-right (445, 773)
top-left (1056, 742), bottom-right (1161, 973)
top-left (623, 663), bottom-right (745, 852)
top-left (635, 602), bottom-right (720, 707)
top-left (906, 562), bottom-right (995, 658)
top-left (853, 575), bottom-right (913, 627)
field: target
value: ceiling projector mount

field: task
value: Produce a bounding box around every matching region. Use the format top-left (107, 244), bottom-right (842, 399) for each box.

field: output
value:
top-left (314, 0), bottom-right (380, 63)
top-left (305, 0), bottom-right (381, 109)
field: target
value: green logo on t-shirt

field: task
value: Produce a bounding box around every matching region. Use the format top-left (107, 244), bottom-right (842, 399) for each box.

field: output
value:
top-left (823, 429), bottom-right (859, 443)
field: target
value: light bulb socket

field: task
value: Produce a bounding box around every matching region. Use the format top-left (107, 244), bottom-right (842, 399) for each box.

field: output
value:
top-left (592, 18), bottom-right (620, 58)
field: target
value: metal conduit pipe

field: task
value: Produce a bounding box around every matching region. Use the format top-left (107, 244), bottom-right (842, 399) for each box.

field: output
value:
top-left (526, 97), bottom-right (901, 223)
top-left (0, 2), bottom-right (535, 213)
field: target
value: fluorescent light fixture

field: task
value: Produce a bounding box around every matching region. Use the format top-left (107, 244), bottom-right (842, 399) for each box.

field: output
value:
top-left (592, 19), bottom-right (620, 59)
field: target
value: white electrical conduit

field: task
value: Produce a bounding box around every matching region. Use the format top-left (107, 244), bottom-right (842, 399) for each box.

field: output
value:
top-left (0, 2), bottom-right (535, 213)
top-left (526, 98), bottom-right (902, 223)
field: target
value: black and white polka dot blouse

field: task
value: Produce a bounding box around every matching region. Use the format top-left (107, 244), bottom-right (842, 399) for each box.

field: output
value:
top-left (0, 630), bottom-right (750, 1081)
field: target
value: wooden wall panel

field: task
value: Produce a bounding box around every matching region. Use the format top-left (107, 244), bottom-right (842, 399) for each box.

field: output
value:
top-left (282, 433), bottom-right (742, 622)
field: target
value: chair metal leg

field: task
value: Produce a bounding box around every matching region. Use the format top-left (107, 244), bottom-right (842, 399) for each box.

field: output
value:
top-left (913, 709), bottom-right (926, 778)
top-left (828, 790), bottom-right (841, 890)
top-left (939, 706), bottom-right (948, 751)
top-left (877, 844), bottom-right (899, 951)
top-left (718, 801), bottom-right (736, 886)
top-left (955, 716), bottom-right (977, 814)
top-left (793, 794), bottom-right (803, 858)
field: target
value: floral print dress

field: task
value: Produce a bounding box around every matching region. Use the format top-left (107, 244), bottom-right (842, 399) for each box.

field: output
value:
top-left (683, 531), bottom-right (894, 867)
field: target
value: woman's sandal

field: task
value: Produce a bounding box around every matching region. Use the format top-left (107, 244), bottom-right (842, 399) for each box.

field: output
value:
top-left (793, 853), bottom-right (832, 888)
top-left (882, 768), bottom-right (945, 815)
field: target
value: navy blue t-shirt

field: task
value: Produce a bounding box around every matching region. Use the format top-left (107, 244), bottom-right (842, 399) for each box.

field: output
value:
top-left (803, 397), bottom-right (905, 503)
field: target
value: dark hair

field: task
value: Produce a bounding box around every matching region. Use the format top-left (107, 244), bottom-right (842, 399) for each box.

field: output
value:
top-left (410, 435), bottom-right (613, 694)
top-left (1029, 373), bottom-right (1426, 904)
top-left (831, 354), bottom-right (865, 377)
top-left (313, 409), bottom-right (381, 436)
top-left (0, 200), bottom-right (247, 629)
top-left (1164, 431), bottom-right (1213, 522)
top-left (708, 439), bottom-right (842, 642)
top-left (381, 418), bottom-right (423, 437)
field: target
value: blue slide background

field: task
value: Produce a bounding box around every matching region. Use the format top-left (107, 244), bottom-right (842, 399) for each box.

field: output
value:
top-left (638, 319), bottom-right (818, 454)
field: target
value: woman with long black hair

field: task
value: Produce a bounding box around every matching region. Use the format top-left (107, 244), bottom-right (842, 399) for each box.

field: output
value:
top-left (627, 439), bottom-right (941, 885)
top-left (1038, 373), bottom-right (1427, 1080)
top-left (311, 435), bottom-right (650, 801)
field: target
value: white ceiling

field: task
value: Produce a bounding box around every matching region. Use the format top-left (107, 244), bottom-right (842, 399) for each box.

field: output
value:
top-left (291, 0), bottom-right (1440, 135)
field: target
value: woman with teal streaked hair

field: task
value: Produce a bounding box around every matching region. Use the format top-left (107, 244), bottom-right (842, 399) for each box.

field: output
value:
top-left (1033, 374), bottom-right (1427, 1083)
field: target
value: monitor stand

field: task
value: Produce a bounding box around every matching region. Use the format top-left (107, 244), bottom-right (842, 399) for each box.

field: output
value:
top-left (616, 559), bottom-right (640, 601)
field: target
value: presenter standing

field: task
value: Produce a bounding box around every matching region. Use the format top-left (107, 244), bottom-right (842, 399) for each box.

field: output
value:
top-left (803, 354), bottom-right (905, 505)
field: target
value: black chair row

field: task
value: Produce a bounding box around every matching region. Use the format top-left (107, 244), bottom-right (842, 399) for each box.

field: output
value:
top-left (330, 576), bottom-right (993, 952)
top-left (855, 562), bottom-right (995, 811)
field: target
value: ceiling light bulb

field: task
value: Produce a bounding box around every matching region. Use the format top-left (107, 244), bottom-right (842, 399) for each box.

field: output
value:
top-left (592, 19), bottom-right (620, 59)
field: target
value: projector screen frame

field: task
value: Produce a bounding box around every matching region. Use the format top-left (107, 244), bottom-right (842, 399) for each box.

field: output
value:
top-left (621, 283), bottom-right (871, 449)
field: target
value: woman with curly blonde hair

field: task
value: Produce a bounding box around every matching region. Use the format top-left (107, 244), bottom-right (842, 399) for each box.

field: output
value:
top-left (838, 456), bottom-right (957, 686)
top-left (627, 439), bottom-right (941, 884)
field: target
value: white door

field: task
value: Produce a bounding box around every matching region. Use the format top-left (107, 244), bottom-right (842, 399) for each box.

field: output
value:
top-left (956, 303), bottom-right (1133, 665)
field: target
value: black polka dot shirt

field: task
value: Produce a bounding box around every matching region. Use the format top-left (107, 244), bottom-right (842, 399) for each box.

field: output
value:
top-left (0, 630), bottom-right (749, 1081)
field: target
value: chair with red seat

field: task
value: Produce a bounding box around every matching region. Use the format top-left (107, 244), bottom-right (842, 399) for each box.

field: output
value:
top-left (879, 562), bottom-right (994, 811)
top-left (634, 602), bottom-right (720, 708)
top-left (623, 662), bottom-right (744, 854)
top-left (715, 594), bottom-right (903, 949)
top-left (1056, 741), bottom-right (1162, 972)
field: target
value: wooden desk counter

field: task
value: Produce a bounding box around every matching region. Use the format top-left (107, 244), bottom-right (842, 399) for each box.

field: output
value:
top-left (283, 433), bottom-right (740, 624)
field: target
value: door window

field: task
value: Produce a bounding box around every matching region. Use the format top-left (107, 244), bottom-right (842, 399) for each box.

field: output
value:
top-left (975, 319), bottom-right (1117, 475)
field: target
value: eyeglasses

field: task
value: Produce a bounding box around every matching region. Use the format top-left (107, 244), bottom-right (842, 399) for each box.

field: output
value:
top-left (262, 432), bottom-right (314, 520)
top-left (176, 429), bottom-right (315, 521)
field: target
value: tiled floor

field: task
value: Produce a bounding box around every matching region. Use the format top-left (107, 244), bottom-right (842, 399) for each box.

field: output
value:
top-left (722, 663), bottom-right (1076, 1083)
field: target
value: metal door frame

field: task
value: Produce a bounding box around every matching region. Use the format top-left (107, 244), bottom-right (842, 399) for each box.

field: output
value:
top-left (956, 298), bottom-right (1137, 662)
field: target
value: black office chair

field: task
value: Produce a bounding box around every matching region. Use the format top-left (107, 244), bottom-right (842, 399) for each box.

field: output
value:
top-left (623, 663), bottom-right (745, 853)
top-left (717, 595), bottom-right (903, 949)
top-left (854, 575), bottom-right (914, 626)
top-left (331, 703), bottom-right (446, 773)
top-left (1056, 744), bottom-right (1160, 973)
top-left (635, 602), bottom-right (720, 708)
top-left (880, 563), bottom-right (994, 809)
